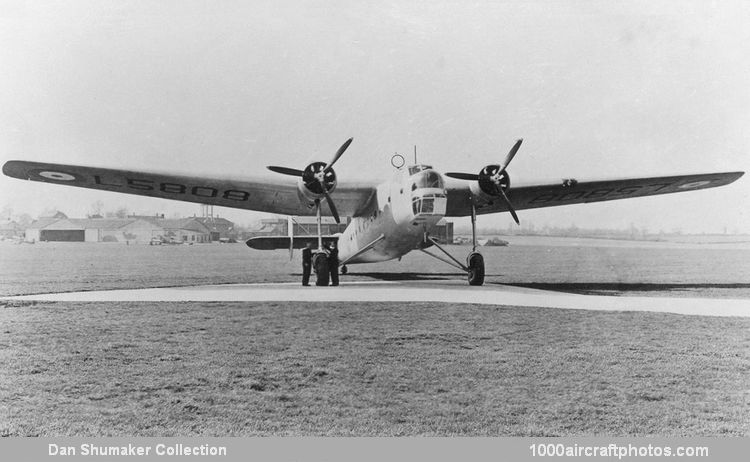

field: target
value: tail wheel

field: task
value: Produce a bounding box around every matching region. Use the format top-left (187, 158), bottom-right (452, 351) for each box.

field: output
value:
top-left (313, 252), bottom-right (330, 286)
top-left (341, 265), bottom-right (348, 275)
top-left (467, 252), bottom-right (485, 286)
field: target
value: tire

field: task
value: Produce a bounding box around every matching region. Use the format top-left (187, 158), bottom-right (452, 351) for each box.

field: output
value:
top-left (313, 253), bottom-right (330, 286)
top-left (341, 265), bottom-right (348, 275)
top-left (467, 252), bottom-right (485, 286)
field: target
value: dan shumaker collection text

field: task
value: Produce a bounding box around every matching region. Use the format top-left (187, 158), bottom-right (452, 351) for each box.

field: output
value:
top-left (49, 443), bottom-right (227, 457)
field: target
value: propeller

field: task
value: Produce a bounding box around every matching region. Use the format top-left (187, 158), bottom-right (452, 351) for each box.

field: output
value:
top-left (322, 190), bottom-right (340, 224)
top-left (267, 137), bottom-right (353, 224)
top-left (324, 137), bottom-right (353, 173)
top-left (446, 139), bottom-right (523, 225)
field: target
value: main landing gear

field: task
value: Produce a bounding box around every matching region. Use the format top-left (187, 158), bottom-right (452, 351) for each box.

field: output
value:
top-left (313, 251), bottom-right (329, 286)
top-left (467, 252), bottom-right (485, 286)
top-left (420, 203), bottom-right (486, 286)
top-left (310, 198), bottom-right (337, 287)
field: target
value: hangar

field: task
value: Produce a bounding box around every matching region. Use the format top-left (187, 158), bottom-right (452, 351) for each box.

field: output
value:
top-left (24, 215), bottom-right (238, 244)
top-left (26, 218), bottom-right (163, 243)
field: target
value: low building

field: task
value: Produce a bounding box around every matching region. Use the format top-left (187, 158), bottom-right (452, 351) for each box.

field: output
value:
top-left (195, 216), bottom-right (236, 241)
top-left (0, 220), bottom-right (21, 239)
top-left (158, 218), bottom-right (212, 243)
top-left (26, 218), bottom-right (163, 243)
top-left (432, 219), bottom-right (454, 244)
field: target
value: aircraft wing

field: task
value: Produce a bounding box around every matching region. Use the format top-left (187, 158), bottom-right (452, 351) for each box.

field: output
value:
top-left (245, 235), bottom-right (339, 250)
top-left (2, 160), bottom-right (377, 217)
top-left (444, 171), bottom-right (744, 217)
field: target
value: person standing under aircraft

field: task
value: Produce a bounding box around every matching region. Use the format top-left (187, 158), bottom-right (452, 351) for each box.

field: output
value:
top-left (301, 242), bottom-right (312, 286)
top-left (328, 241), bottom-right (339, 286)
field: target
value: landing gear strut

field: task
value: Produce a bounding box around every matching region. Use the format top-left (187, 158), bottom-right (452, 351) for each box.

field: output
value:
top-left (467, 202), bottom-right (484, 286)
top-left (419, 202), bottom-right (486, 286)
top-left (312, 199), bottom-right (330, 286)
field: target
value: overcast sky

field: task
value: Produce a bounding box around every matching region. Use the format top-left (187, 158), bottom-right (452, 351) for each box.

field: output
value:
top-left (1, 0), bottom-right (748, 232)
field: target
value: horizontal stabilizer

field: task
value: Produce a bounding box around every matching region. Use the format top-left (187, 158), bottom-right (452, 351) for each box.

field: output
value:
top-left (246, 235), bottom-right (339, 250)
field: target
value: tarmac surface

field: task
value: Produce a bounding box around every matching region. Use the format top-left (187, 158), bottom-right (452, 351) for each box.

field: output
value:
top-left (6, 281), bottom-right (750, 318)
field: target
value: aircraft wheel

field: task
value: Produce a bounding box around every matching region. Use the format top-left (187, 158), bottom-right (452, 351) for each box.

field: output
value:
top-left (313, 253), bottom-right (330, 286)
top-left (341, 265), bottom-right (348, 275)
top-left (467, 252), bottom-right (485, 286)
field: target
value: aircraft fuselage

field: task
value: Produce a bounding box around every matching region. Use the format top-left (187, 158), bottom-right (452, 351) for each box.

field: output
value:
top-left (337, 165), bottom-right (447, 264)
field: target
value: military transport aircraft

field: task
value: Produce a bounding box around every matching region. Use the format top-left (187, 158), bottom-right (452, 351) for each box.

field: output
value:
top-left (3, 138), bottom-right (744, 286)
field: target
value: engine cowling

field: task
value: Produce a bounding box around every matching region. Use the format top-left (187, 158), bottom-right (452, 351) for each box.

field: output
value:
top-left (444, 138), bottom-right (522, 224)
top-left (297, 161), bottom-right (337, 202)
top-left (471, 164), bottom-right (511, 199)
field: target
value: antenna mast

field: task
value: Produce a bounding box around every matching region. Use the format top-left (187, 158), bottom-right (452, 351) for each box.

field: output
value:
top-left (414, 145), bottom-right (417, 164)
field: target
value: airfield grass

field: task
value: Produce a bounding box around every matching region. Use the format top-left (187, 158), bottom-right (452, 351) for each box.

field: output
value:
top-left (1, 300), bottom-right (747, 436)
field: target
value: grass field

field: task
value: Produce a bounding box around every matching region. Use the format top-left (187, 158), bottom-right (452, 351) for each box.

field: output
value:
top-left (2, 240), bottom-right (750, 297)
top-left (1, 300), bottom-right (748, 436)
top-left (1, 240), bottom-right (748, 436)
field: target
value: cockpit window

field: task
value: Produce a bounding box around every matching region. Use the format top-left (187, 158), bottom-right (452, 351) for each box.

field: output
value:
top-left (412, 170), bottom-right (443, 189)
top-left (408, 165), bottom-right (433, 176)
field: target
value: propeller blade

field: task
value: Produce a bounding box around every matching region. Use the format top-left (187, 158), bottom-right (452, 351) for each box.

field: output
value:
top-left (445, 172), bottom-right (480, 181)
top-left (498, 189), bottom-right (520, 225)
top-left (324, 137), bottom-right (353, 173)
top-left (322, 190), bottom-right (340, 224)
top-left (267, 166), bottom-right (304, 176)
top-left (499, 138), bottom-right (523, 173)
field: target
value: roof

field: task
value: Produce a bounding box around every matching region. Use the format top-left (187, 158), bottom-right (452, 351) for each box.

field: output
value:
top-left (127, 215), bottom-right (164, 225)
top-left (27, 218), bottom-right (64, 229)
top-left (69, 219), bottom-right (135, 230)
top-left (25, 216), bottom-right (218, 232)
top-left (27, 218), bottom-right (161, 231)
top-left (158, 218), bottom-right (210, 233)
top-left (194, 216), bottom-right (234, 231)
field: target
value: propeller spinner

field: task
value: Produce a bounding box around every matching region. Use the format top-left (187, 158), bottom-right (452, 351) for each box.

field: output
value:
top-left (446, 139), bottom-right (523, 224)
top-left (267, 137), bottom-right (353, 224)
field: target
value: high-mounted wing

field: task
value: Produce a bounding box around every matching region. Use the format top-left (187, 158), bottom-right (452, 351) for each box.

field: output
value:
top-left (445, 172), bottom-right (744, 217)
top-left (245, 235), bottom-right (339, 250)
top-left (2, 161), bottom-right (377, 217)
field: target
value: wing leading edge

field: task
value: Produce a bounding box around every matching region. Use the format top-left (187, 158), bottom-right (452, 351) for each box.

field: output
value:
top-left (445, 171), bottom-right (744, 217)
top-left (2, 160), bottom-right (377, 218)
top-left (245, 235), bottom-right (339, 250)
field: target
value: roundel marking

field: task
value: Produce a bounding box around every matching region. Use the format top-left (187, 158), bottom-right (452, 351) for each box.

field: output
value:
top-left (30, 169), bottom-right (80, 182)
top-left (678, 180), bottom-right (711, 189)
top-left (39, 171), bottom-right (76, 181)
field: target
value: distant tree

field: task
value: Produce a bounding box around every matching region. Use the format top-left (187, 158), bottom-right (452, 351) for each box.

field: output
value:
top-left (90, 200), bottom-right (104, 217)
top-left (105, 206), bottom-right (129, 218)
top-left (16, 214), bottom-right (33, 228)
top-left (41, 207), bottom-right (60, 218)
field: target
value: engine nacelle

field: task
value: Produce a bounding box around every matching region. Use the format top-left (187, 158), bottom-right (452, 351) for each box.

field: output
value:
top-left (296, 161), bottom-right (337, 203)
top-left (469, 165), bottom-right (511, 201)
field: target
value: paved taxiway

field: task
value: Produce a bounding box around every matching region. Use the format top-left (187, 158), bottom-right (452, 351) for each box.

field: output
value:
top-left (6, 281), bottom-right (750, 317)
